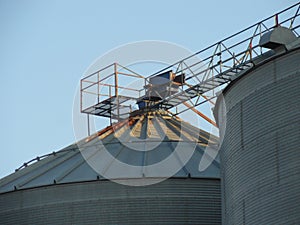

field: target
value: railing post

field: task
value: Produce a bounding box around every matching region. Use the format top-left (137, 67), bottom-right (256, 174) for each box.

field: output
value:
top-left (97, 72), bottom-right (100, 103)
top-left (114, 63), bottom-right (120, 120)
top-left (275, 14), bottom-right (279, 27)
top-left (80, 80), bottom-right (83, 112)
top-left (218, 43), bottom-right (222, 73)
top-left (233, 53), bottom-right (236, 66)
top-left (249, 41), bottom-right (253, 61)
top-left (114, 63), bottom-right (118, 96)
top-left (259, 23), bottom-right (263, 54)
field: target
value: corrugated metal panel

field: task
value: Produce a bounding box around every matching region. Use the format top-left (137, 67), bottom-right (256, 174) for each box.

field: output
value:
top-left (242, 73), bottom-right (300, 146)
top-left (0, 179), bottom-right (221, 225)
top-left (0, 111), bottom-right (219, 193)
top-left (219, 48), bottom-right (300, 224)
top-left (224, 62), bottom-right (275, 112)
top-left (224, 48), bottom-right (300, 113)
top-left (0, 111), bottom-right (221, 224)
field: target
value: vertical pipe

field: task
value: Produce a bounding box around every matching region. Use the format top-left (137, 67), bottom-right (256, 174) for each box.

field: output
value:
top-left (87, 114), bottom-right (90, 136)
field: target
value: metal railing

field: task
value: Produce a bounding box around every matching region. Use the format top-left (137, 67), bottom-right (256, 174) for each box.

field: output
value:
top-left (146, 2), bottom-right (300, 115)
top-left (80, 2), bottom-right (300, 120)
top-left (80, 63), bottom-right (145, 118)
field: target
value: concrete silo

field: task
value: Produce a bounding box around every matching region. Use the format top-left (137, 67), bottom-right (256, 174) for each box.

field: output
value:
top-left (0, 110), bottom-right (221, 225)
top-left (215, 27), bottom-right (300, 224)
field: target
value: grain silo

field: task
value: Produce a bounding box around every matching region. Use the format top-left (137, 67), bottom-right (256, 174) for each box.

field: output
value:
top-left (214, 22), bottom-right (300, 225)
top-left (0, 110), bottom-right (221, 225)
top-left (1, 3), bottom-right (300, 225)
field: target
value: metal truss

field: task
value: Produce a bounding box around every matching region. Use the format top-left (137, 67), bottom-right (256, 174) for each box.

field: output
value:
top-left (80, 3), bottom-right (300, 124)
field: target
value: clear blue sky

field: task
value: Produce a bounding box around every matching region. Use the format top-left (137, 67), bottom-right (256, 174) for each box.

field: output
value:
top-left (0, 0), bottom-right (297, 178)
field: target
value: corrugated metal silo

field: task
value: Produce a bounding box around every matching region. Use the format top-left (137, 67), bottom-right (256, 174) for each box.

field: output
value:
top-left (215, 29), bottom-right (300, 224)
top-left (0, 110), bottom-right (221, 225)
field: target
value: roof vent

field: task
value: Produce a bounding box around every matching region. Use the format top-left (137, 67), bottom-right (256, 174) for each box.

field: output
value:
top-left (259, 26), bottom-right (297, 50)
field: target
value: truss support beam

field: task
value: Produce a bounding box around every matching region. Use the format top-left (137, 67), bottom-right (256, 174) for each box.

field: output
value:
top-left (183, 102), bottom-right (217, 127)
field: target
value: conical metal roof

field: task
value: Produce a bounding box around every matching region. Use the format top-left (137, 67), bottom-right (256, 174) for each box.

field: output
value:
top-left (0, 110), bottom-right (219, 192)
